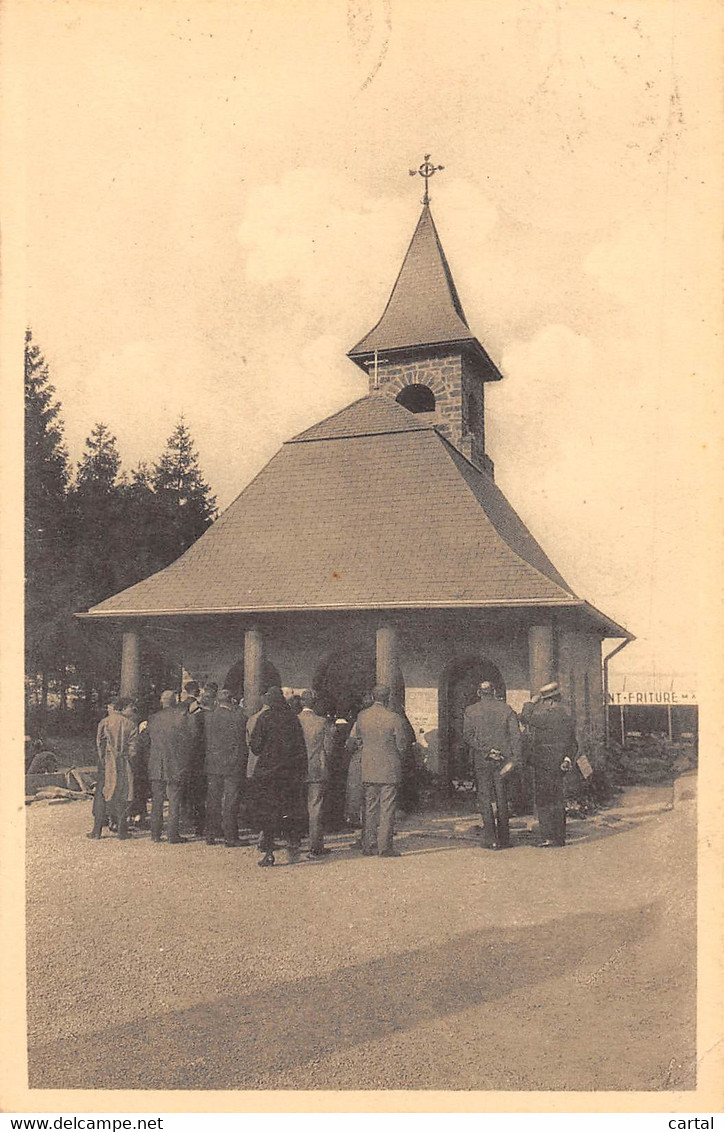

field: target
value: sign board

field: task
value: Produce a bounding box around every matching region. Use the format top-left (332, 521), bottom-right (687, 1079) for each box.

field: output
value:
top-left (606, 673), bottom-right (697, 706)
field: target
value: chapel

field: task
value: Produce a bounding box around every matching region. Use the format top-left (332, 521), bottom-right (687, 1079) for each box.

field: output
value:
top-left (80, 180), bottom-right (631, 785)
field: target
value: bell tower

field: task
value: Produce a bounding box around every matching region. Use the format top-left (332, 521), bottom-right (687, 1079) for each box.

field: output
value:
top-left (347, 158), bottom-right (503, 478)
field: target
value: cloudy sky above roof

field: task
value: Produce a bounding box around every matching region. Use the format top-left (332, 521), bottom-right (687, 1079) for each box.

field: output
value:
top-left (9, 0), bottom-right (720, 673)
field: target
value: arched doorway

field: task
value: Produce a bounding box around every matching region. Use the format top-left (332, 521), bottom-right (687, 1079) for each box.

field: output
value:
top-left (312, 644), bottom-right (378, 831)
top-left (222, 658), bottom-right (282, 704)
top-left (439, 656), bottom-right (506, 787)
top-left (312, 645), bottom-right (376, 720)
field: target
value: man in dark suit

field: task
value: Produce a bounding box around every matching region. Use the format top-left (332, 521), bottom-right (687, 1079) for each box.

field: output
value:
top-left (147, 690), bottom-right (197, 844)
top-left (463, 681), bottom-right (522, 850)
top-left (184, 682), bottom-right (214, 836)
top-left (520, 682), bottom-right (578, 848)
top-left (248, 686), bottom-right (307, 867)
top-left (203, 688), bottom-right (248, 847)
top-left (347, 684), bottom-right (408, 857)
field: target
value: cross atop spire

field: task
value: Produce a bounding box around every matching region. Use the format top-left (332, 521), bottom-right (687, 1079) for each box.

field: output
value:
top-left (409, 154), bottom-right (444, 205)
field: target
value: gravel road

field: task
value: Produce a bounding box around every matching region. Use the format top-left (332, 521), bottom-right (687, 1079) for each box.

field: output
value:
top-left (26, 788), bottom-right (696, 1091)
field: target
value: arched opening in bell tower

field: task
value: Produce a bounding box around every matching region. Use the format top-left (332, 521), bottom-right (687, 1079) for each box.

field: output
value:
top-left (396, 383), bottom-right (436, 414)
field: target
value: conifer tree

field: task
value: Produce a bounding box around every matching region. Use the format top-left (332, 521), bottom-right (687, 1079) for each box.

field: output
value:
top-left (71, 422), bottom-right (124, 606)
top-left (152, 418), bottom-right (217, 563)
top-left (75, 422), bottom-right (121, 494)
top-left (117, 461), bottom-right (164, 584)
top-left (24, 330), bottom-right (72, 702)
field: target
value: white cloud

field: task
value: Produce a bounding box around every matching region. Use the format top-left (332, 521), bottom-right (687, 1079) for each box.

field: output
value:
top-left (584, 214), bottom-right (666, 306)
top-left (236, 166), bottom-right (499, 331)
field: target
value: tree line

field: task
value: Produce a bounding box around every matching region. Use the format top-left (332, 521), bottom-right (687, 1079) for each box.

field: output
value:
top-left (25, 329), bottom-right (217, 734)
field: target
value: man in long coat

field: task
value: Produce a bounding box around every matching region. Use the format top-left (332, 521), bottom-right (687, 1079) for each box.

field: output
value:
top-left (203, 688), bottom-right (248, 847)
top-left (463, 681), bottom-right (522, 850)
top-left (147, 690), bottom-right (198, 844)
top-left (346, 684), bottom-right (408, 857)
top-left (88, 697), bottom-right (138, 840)
top-left (184, 682), bottom-right (214, 836)
top-left (298, 689), bottom-right (335, 857)
top-left (520, 681), bottom-right (578, 847)
top-left (248, 686), bottom-right (307, 867)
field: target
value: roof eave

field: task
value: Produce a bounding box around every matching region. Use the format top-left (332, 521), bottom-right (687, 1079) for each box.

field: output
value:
top-left (78, 597), bottom-right (608, 620)
top-left (579, 601), bottom-right (635, 641)
top-left (347, 338), bottom-right (504, 381)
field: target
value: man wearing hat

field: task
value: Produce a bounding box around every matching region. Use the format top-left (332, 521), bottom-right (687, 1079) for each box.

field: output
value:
top-left (298, 689), bottom-right (335, 857)
top-left (203, 688), bottom-right (248, 847)
top-left (183, 682), bottom-right (216, 836)
top-left (88, 696), bottom-right (138, 841)
top-left (520, 682), bottom-right (578, 847)
top-left (463, 681), bottom-right (522, 850)
top-left (181, 680), bottom-right (201, 709)
top-left (147, 690), bottom-right (197, 843)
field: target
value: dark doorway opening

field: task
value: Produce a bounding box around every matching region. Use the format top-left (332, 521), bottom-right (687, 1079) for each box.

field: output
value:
top-left (222, 658), bottom-right (282, 704)
top-left (312, 645), bottom-right (376, 721)
top-left (312, 645), bottom-right (378, 831)
top-left (440, 656), bottom-right (506, 786)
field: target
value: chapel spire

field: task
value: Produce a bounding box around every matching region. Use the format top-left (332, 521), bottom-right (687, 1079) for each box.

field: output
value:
top-left (347, 162), bottom-right (502, 477)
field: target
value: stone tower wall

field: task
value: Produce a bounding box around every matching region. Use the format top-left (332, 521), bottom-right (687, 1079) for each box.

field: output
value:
top-left (368, 350), bottom-right (493, 476)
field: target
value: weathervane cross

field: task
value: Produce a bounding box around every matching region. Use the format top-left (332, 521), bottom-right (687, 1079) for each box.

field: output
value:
top-left (409, 154), bottom-right (444, 205)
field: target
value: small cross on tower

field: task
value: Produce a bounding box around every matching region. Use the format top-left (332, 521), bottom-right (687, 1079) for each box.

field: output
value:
top-left (409, 154), bottom-right (444, 205)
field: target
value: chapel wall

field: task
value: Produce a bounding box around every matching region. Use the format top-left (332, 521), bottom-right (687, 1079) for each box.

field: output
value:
top-left (397, 616), bottom-right (530, 776)
top-left (557, 629), bottom-right (605, 738)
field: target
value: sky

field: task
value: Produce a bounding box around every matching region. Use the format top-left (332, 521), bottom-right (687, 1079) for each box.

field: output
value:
top-left (6, 0), bottom-right (722, 677)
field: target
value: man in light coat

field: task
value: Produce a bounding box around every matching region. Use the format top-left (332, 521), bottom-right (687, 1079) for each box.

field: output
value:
top-left (298, 689), bottom-right (335, 858)
top-left (463, 681), bottom-right (523, 850)
top-left (147, 690), bottom-right (197, 844)
top-left (346, 684), bottom-right (408, 857)
top-left (88, 697), bottom-right (138, 840)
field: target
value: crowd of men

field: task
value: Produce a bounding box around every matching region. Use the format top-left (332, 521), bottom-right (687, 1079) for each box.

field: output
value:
top-left (88, 676), bottom-right (581, 862)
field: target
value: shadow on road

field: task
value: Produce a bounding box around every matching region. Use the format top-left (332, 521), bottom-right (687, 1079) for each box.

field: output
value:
top-left (28, 899), bottom-right (687, 1091)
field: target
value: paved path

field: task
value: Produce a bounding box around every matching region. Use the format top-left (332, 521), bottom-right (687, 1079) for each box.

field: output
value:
top-left (26, 784), bottom-right (696, 1092)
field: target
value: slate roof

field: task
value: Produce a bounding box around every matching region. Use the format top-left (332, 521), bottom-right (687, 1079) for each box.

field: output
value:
top-left (290, 393), bottom-right (435, 442)
top-left (347, 204), bottom-right (503, 381)
top-left (81, 394), bottom-right (625, 624)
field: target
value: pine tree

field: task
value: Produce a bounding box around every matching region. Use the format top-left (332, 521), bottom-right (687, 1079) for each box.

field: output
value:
top-left (25, 329), bottom-right (70, 552)
top-left (152, 418), bottom-right (217, 563)
top-left (62, 423), bottom-right (126, 717)
top-left (24, 330), bottom-right (72, 702)
top-left (76, 422), bottom-right (121, 493)
top-left (70, 422), bottom-right (125, 607)
top-left (116, 461), bottom-right (164, 584)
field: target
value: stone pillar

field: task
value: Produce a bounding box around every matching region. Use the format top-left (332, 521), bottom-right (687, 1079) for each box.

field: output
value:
top-left (376, 623), bottom-right (397, 686)
top-left (528, 624), bottom-right (555, 696)
top-left (376, 623), bottom-right (404, 710)
top-left (119, 630), bottom-right (141, 700)
top-left (243, 626), bottom-right (264, 716)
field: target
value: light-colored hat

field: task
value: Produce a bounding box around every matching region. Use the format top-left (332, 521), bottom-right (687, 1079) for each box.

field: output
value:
top-left (539, 682), bottom-right (561, 700)
top-left (478, 681), bottom-right (494, 696)
top-left (160, 689), bottom-right (177, 707)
